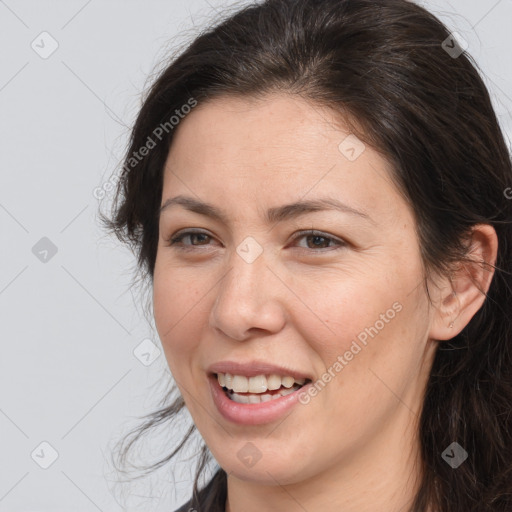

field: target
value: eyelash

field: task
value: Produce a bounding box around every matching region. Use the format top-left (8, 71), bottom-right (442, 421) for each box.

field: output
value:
top-left (164, 229), bottom-right (347, 254)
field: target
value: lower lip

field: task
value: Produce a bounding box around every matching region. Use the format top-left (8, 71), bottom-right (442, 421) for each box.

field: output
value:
top-left (208, 375), bottom-right (310, 426)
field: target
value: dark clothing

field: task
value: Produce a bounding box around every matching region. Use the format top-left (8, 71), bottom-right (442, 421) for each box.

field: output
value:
top-left (174, 469), bottom-right (227, 512)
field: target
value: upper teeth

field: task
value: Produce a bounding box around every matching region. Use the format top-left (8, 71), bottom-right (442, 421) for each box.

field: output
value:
top-left (217, 373), bottom-right (306, 393)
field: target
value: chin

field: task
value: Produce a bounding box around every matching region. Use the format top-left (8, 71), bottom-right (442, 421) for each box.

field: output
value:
top-left (215, 447), bottom-right (312, 486)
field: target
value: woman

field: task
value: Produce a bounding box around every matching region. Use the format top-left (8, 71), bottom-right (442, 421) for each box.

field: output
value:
top-left (103, 0), bottom-right (512, 510)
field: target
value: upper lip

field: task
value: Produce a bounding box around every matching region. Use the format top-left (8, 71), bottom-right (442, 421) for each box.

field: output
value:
top-left (207, 360), bottom-right (313, 380)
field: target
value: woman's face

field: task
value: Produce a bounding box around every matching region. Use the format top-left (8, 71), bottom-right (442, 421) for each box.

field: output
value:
top-left (153, 93), bottom-right (438, 486)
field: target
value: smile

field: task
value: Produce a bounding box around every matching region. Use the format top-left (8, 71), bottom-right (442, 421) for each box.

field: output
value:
top-left (207, 365), bottom-right (313, 425)
top-left (216, 372), bottom-right (309, 404)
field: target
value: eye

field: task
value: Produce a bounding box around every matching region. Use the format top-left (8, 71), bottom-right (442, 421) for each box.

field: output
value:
top-left (164, 228), bottom-right (347, 253)
top-left (165, 229), bottom-right (215, 250)
top-left (291, 230), bottom-right (347, 252)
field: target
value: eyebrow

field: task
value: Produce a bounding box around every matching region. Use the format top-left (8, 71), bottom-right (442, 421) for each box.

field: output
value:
top-left (159, 194), bottom-right (374, 225)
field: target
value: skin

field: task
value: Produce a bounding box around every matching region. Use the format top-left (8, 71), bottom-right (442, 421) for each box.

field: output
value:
top-left (152, 93), bottom-right (498, 512)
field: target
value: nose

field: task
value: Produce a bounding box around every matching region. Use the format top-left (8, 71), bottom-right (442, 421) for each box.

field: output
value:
top-left (209, 244), bottom-right (287, 341)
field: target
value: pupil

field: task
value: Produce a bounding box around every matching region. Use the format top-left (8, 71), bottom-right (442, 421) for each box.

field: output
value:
top-left (310, 235), bottom-right (327, 248)
top-left (193, 234), bottom-right (208, 244)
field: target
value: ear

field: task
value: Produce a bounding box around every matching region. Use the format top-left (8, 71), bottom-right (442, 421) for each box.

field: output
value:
top-left (428, 224), bottom-right (498, 341)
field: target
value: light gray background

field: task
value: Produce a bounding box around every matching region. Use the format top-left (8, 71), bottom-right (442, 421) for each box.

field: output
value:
top-left (1, 1), bottom-right (511, 511)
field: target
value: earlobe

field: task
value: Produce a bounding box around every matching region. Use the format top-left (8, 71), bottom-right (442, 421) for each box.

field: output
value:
top-left (429, 285), bottom-right (460, 341)
top-left (428, 224), bottom-right (498, 342)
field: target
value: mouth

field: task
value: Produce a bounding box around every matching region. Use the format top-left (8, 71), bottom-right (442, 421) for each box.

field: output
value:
top-left (213, 372), bottom-right (312, 404)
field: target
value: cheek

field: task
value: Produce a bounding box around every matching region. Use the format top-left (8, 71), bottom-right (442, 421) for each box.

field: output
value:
top-left (294, 265), bottom-right (427, 405)
top-left (152, 263), bottom-right (207, 374)
top-left (294, 275), bottom-right (402, 364)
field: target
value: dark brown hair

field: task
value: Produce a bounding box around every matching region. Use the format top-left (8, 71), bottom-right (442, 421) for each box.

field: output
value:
top-left (102, 0), bottom-right (512, 510)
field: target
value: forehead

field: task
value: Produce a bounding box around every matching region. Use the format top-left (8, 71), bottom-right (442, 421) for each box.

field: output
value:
top-left (162, 93), bottom-right (404, 225)
top-left (167, 93), bottom-right (347, 167)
